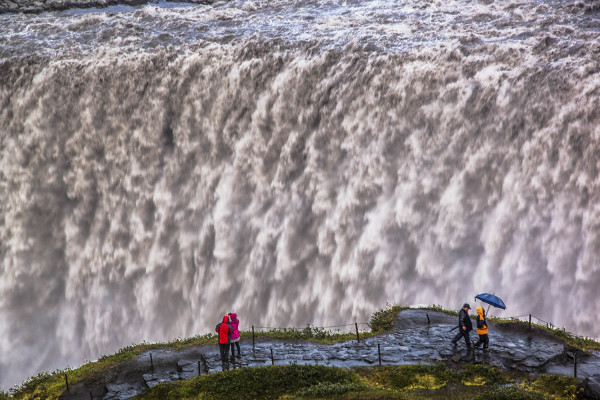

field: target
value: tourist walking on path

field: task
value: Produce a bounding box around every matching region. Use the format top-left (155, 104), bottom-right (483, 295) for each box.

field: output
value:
top-left (229, 312), bottom-right (241, 357)
top-left (215, 315), bottom-right (234, 362)
top-left (451, 303), bottom-right (473, 348)
top-left (474, 307), bottom-right (489, 349)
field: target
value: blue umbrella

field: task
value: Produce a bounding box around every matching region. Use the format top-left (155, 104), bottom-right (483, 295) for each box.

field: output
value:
top-left (475, 293), bottom-right (506, 310)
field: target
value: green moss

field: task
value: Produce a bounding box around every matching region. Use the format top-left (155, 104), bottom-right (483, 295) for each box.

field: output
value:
top-left (137, 365), bottom-right (357, 400)
top-left (459, 365), bottom-right (508, 386)
top-left (358, 364), bottom-right (455, 391)
top-left (525, 375), bottom-right (583, 400)
top-left (473, 385), bottom-right (546, 400)
top-left (289, 382), bottom-right (369, 398)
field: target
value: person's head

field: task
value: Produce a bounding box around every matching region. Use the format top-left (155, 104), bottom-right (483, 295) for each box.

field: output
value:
top-left (463, 303), bottom-right (471, 311)
top-left (230, 312), bottom-right (237, 319)
top-left (476, 307), bottom-right (484, 317)
top-left (223, 315), bottom-right (229, 323)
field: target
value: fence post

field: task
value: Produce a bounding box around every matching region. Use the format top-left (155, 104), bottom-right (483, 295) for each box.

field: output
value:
top-left (65, 374), bottom-right (69, 391)
top-left (198, 360), bottom-right (201, 375)
top-left (89, 390), bottom-right (93, 400)
top-left (378, 343), bottom-right (382, 366)
top-left (355, 322), bottom-right (360, 343)
top-left (270, 348), bottom-right (274, 365)
top-left (528, 315), bottom-right (532, 331)
top-left (252, 326), bottom-right (255, 349)
top-left (150, 353), bottom-right (154, 370)
top-left (201, 353), bottom-right (209, 374)
top-left (574, 353), bottom-right (577, 378)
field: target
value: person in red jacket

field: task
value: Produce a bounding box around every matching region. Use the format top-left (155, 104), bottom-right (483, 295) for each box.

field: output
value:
top-left (215, 314), bottom-right (233, 362)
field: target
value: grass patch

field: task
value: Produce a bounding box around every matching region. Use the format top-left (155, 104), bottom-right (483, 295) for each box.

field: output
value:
top-left (358, 364), bottom-right (455, 391)
top-left (473, 385), bottom-right (546, 400)
top-left (525, 375), bottom-right (583, 400)
top-left (134, 364), bottom-right (584, 400)
top-left (458, 365), bottom-right (508, 386)
top-left (245, 325), bottom-right (374, 345)
top-left (137, 364), bottom-right (357, 400)
top-left (541, 327), bottom-right (600, 352)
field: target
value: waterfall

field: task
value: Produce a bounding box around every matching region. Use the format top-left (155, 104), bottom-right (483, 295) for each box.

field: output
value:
top-left (1, 0), bottom-right (599, 389)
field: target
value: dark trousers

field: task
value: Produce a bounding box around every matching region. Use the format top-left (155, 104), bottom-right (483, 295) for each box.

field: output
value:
top-left (219, 343), bottom-right (230, 361)
top-left (231, 341), bottom-right (241, 356)
top-left (452, 329), bottom-right (471, 348)
top-left (475, 334), bottom-right (489, 349)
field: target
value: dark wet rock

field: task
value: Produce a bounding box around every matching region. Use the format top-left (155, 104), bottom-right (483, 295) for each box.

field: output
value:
top-left (583, 375), bottom-right (600, 400)
top-left (177, 360), bottom-right (200, 380)
top-left (104, 383), bottom-right (142, 400)
top-left (143, 371), bottom-right (180, 388)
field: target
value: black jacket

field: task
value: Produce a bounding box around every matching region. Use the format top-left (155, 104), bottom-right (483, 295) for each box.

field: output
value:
top-left (459, 309), bottom-right (473, 332)
top-left (477, 316), bottom-right (487, 330)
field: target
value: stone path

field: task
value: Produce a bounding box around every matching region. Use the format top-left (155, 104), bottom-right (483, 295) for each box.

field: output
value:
top-left (60, 309), bottom-right (600, 400)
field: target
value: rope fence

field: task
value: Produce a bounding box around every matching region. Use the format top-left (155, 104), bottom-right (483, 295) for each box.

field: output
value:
top-left (244, 323), bottom-right (370, 331)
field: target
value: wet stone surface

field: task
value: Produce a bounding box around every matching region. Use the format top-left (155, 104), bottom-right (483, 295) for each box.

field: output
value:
top-left (60, 310), bottom-right (600, 400)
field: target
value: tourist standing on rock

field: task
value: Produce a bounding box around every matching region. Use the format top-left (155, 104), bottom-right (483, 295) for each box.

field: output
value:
top-left (451, 303), bottom-right (473, 349)
top-left (229, 312), bottom-right (241, 357)
top-left (474, 307), bottom-right (489, 350)
top-left (215, 314), bottom-right (234, 362)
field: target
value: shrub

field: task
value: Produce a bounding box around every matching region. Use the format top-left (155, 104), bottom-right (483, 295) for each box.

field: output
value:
top-left (369, 304), bottom-right (405, 333)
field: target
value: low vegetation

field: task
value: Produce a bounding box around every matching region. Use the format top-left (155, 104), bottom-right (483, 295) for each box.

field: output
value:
top-left (2, 304), bottom-right (596, 399)
top-left (134, 364), bottom-right (585, 400)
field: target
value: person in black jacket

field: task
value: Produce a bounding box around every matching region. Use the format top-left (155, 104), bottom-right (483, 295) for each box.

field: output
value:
top-left (451, 303), bottom-right (473, 349)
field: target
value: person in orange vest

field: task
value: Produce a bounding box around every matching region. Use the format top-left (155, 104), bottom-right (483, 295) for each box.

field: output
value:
top-left (474, 307), bottom-right (489, 350)
top-left (215, 314), bottom-right (234, 362)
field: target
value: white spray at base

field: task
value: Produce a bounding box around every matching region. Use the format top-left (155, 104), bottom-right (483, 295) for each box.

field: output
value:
top-left (1, 0), bottom-right (600, 390)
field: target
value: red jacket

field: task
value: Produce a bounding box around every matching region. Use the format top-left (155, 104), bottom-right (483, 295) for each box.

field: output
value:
top-left (215, 315), bottom-right (233, 344)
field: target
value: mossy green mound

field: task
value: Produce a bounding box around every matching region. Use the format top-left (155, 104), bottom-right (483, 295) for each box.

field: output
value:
top-left (133, 364), bottom-right (585, 400)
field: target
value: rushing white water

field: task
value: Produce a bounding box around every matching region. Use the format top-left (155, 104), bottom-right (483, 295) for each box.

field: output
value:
top-left (1, 0), bottom-right (599, 389)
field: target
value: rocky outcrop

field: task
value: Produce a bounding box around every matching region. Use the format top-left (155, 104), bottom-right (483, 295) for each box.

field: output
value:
top-left (584, 375), bottom-right (600, 400)
top-left (58, 310), bottom-right (600, 400)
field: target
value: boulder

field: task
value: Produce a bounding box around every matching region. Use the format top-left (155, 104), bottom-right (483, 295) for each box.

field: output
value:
top-left (104, 383), bottom-right (141, 400)
top-left (583, 375), bottom-right (600, 400)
